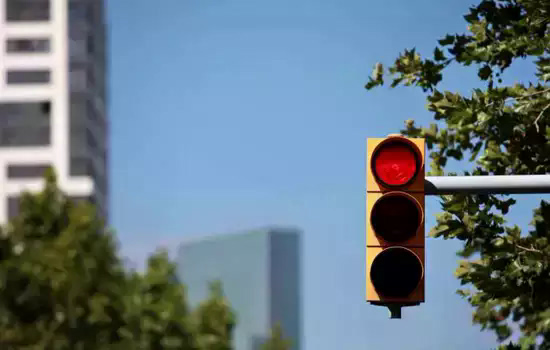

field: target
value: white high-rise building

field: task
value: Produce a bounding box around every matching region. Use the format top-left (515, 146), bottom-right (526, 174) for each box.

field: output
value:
top-left (0, 0), bottom-right (108, 222)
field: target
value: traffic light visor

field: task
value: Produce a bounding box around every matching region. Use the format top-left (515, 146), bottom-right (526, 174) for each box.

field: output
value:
top-left (371, 139), bottom-right (420, 187)
top-left (370, 247), bottom-right (423, 299)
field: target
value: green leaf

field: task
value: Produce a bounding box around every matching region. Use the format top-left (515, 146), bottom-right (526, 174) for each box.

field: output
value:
top-left (438, 35), bottom-right (455, 46)
top-left (469, 142), bottom-right (483, 161)
top-left (478, 65), bottom-right (492, 80)
top-left (493, 237), bottom-right (505, 247)
top-left (429, 224), bottom-right (449, 237)
top-left (434, 47), bottom-right (446, 61)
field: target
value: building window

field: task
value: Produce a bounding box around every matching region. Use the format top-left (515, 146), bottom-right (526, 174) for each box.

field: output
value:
top-left (86, 128), bottom-right (98, 150)
top-left (7, 164), bottom-right (50, 179)
top-left (6, 0), bottom-right (50, 22)
top-left (87, 66), bottom-right (96, 88)
top-left (0, 126), bottom-right (49, 146)
top-left (6, 70), bottom-right (50, 84)
top-left (68, 1), bottom-right (89, 22)
top-left (6, 38), bottom-right (50, 53)
top-left (0, 101), bottom-right (51, 147)
top-left (69, 69), bottom-right (87, 91)
top-left (87, 35), bottom-right (95, 54)
top-left (7, 196), bottom-right (20, 220)
top-left (0, 101), bottom-right (50, 125)
top-left (70, 157), bottom-right (91, 177)
top-left (86, 99), bottom-right (100, 127)
top-left (69, 38), bottom-right (87, 60)
top-left (69, 156), bottom-right (106, 196)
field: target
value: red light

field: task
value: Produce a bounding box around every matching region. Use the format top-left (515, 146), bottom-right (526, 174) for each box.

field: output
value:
top-left (373, 141), bottom-right (418, 186)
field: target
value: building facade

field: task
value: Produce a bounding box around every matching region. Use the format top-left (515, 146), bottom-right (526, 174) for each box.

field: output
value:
top-left (176, 228), bottom-right (302, 350)
top-left (0, 0), bottom-right (108, 222)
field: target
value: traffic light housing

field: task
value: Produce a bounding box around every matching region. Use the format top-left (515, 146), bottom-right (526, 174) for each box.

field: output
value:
top-left (366, 135), bottom-right (425, 315)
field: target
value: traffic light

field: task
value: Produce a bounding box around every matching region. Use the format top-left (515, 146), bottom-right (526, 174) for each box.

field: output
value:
top-left (366, 135), bottom-right (425, 317)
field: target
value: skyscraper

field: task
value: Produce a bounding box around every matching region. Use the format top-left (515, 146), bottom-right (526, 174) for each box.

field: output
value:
top-left (0, 0), bottom-right (108, 223)
top-left (176, 227), bottom-right (302, 350)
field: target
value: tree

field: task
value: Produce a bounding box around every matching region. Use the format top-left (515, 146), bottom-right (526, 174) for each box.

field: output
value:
top-left (261, 323), bottom-right (292, 350)
top-left (0, 169), bottom-right (127, 349)
top-left (191, 281), bottom-right (236, 350)
top-left (366, 0), bottom-right (550, 348)
top-left (118, 250), bottom-right (196, 350)
top-left (0, 169), bottom-right (235, 349)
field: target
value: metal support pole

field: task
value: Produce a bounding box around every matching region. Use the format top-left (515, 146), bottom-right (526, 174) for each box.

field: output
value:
top-left (388, 305), bottom-right (402, 319)
top-left (370, 302), bottom-right (420, 319)
top-left (425, 175), bottom-right (550, 195)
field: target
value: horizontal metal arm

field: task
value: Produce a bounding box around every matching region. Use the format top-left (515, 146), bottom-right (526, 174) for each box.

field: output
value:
top-left (425, 175), bottom-right (550, 195)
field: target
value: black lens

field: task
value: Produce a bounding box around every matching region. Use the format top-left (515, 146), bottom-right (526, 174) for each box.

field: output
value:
top-left (370, 247), bottom-right (423, 298)
top-left (371, 194), bottom-right (420, 243)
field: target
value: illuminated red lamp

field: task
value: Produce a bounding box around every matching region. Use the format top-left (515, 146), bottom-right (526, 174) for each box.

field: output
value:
top-left (371, 139), bottom-right (421, 188)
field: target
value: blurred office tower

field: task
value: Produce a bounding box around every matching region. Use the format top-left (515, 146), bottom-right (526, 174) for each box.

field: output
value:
top-left (0, 0), bottom-right (108, 222)
top-left (177, 227), bottom-right (302, 350)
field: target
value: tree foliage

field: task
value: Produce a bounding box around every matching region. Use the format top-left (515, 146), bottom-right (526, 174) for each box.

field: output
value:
top-left (0, 169), bottom-right (235, 349)
top-left (366, 0), bottom-right (550, 348)
top-left (261, 323), bottom-right (292, 350)
top-left (191, 281), bottom-right (236, 350)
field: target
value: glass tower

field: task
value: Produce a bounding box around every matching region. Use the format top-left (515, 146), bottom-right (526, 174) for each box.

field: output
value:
top-left (177, 227), bottom-right (302, 350)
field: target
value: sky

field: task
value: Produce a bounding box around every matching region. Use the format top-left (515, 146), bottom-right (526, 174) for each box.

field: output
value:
top-left (106, 1), bottom-right (548, 349)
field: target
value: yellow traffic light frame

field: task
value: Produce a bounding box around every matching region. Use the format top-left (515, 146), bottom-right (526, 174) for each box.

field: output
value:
top-left (366, 135), bottom-right (426, 307)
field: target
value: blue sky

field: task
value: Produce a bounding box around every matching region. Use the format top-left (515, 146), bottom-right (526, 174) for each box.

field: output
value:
top-left (106, 1), bottom-right (547, 349)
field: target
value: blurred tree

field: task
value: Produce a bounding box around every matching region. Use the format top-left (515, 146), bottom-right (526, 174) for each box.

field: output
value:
top-left (117, 250), bottom-right (195, 350)
top-left (0, 169), bottom-right (127, 349)
top-left (261, 323), bottom-right (292, 350)
top-left (0, 169), bottom-right (235, 349)
top-left (191, 281), bottom-right (236, 350)
top-left (366, 0), bottom-right (550, 348)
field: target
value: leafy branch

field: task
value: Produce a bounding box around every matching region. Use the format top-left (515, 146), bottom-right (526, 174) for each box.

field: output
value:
top-left (365, 0), bottom-right (550, 348)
